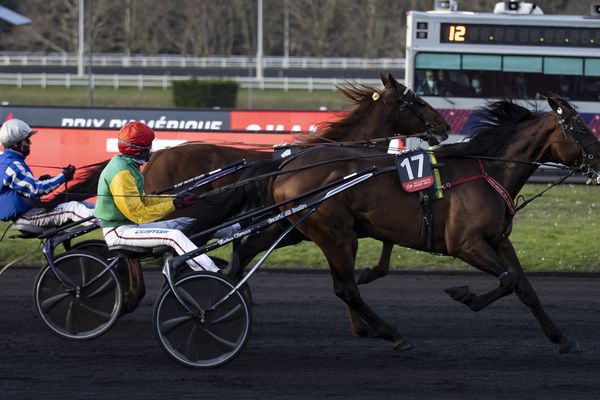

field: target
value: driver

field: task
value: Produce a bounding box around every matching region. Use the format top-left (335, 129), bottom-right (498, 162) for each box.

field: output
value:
top-left (0, 118), bottom-right (95, 227)
top-left (94, 121), bottom-right (218, 272)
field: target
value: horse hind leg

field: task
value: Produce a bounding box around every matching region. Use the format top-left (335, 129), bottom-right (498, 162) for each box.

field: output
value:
top-left (356, 241), bottom-right (393, 285)
top-left (122, 258), bottom-right (145, 314)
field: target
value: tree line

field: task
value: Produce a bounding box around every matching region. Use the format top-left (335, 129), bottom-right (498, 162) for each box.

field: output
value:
top-left (0, 0), bottom-right (583, 57)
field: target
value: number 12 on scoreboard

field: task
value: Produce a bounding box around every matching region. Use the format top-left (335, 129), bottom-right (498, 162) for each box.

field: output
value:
top-left (448, 25), bottom-right (466, 41)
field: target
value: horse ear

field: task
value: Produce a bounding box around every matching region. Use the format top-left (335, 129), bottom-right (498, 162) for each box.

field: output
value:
top-left (387, 73), bottom-right (399, 90)
top-left (380, 72), bottom-right (389, 87)
top-left (546, 96), bottom-right (560, 113)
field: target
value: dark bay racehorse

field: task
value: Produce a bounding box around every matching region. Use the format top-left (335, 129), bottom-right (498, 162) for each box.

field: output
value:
top-left (265, 96), bottom-right (600, 353)
top-left (122, 73), bottom-right (449, 310)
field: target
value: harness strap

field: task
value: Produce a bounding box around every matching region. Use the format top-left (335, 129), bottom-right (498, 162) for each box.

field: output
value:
top-left (442, 160), bottom-right (516, 216)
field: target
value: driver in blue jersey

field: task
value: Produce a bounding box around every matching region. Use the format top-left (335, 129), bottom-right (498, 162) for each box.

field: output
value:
top-left (0, 118), bottom-right (95, 227)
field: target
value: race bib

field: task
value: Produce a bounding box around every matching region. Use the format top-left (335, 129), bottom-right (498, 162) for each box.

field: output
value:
top-left (396, 150), bottom-right (434, 192)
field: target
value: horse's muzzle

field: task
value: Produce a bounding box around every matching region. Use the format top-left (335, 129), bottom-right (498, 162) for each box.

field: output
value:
top-left (426, 127), bottom-right (450, 146)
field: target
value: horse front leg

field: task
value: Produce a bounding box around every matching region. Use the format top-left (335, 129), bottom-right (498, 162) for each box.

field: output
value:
top-left (356, 241), bottom-right (393, 285)
top-left (496, 240), bottom-right (578, 353)
top-left (445, 237), bottom-right (517, 311)
top-left (122, 258), bottom-right (145, 314)
top-left (317, 233), bottom-right (412, 351)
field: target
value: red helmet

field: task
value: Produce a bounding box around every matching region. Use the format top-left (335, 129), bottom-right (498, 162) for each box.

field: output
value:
top-left (118, 121), bottom-right (155, 156)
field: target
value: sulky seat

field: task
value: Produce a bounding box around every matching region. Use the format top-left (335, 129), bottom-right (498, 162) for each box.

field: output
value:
top-left (107, 244), bottom-right (172, 259)
top-left (9, 223), bottom-right (47, 239)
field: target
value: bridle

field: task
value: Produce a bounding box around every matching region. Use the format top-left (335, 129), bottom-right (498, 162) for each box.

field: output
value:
top-left (554, 105), bottom-right (600, 180)
top-left (394, 87), bottom-right (441, 145)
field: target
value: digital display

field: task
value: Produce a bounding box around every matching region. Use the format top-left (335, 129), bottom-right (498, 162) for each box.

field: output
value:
top-left (440, 23), bottom-right (600, 47)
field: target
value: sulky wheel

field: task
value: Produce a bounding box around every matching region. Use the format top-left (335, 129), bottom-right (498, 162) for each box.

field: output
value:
top-left (153, 271), bottom-right (252, 368)
top-left (70, 239), bottom-right (111, 259)
top-left (70, 239), bottom-right (130, 288)
top-left (33, 250), bottom-right (123, 340)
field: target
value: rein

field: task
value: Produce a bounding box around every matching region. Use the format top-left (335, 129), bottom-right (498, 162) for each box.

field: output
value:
top-left (27, 160), bottom-right (108, 170)
top-left (50, 151), bottom-right (395, 200)
top-left (514, 169), bottom-right (577, 212)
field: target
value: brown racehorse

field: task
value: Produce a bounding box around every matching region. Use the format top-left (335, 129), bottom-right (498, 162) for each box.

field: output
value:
top-left (119, 73), bottom-right (448, 311)
top-left (147, 73), bottom-right (449, 276)
top-left (264, 96), bottom-right (600, 353)
top-left (42, 73), bottom-right (449, 313)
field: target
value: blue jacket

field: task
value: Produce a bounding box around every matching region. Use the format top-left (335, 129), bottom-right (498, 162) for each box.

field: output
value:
top-left (0, 149), bottom-right (66, 221)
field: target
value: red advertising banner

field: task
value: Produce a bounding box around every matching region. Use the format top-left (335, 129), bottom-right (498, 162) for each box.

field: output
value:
top-left (230, 110), bottom-right (340, 132)
top-left (25, 128), bottom-right (303, 177)
top-left (12, 109), bottom-right (346, 177)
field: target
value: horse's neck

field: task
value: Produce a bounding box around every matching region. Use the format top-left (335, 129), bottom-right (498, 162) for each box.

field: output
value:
top-left (493, 114), bottom-right (557, 196)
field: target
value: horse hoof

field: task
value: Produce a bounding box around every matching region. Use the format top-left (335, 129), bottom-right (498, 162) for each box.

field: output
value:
top-left (121, 293), bottom-right (139, 315)
top-left (392, 338), bottom-right (413, 352)
top-left (444, 285), bottom-right (470, 302)
top-left (558, 339), bottom-right (580, 354)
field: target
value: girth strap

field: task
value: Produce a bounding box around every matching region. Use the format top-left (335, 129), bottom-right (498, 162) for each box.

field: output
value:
top-left (442, 160), bottom-right (516, 216)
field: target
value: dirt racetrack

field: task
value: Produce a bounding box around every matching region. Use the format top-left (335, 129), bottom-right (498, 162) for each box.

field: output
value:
top-left (1, 267), bottom-right (599, 400)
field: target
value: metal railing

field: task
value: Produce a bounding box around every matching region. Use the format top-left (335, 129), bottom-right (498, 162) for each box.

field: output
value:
top-left (0, 52), bottom-right (405, 70)
top-left (0, 73), bottom-right (383, 91)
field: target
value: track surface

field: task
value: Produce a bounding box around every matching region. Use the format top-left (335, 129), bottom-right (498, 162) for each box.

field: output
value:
top-left (1, 268), bottom-right (599, 399)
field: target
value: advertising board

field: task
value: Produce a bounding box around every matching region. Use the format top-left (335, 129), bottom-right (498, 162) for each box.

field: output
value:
top-left (0, 106), bottom-right (339, 177)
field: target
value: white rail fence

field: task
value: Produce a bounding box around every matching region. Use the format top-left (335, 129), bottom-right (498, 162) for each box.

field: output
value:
top-left (0, 52), bottom-right (405, 70)
top-left (0, 73), bottom-right (384, 91)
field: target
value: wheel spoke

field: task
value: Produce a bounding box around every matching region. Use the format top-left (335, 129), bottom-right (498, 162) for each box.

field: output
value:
top-left (78, 302), bottom-right (112, 322)
top-left (65, 302), bottom-right (79, 334)
top-left (177, 286), bottom-right (203, 313)
top-left (85, 277), bottom-right (116, 299)
top-left (40, 292), bottom-right (70, 313)
top-left (79, 257), bottom-right (89, 286)
top-left (53, 267), bottom-right (78, 288)
top-left (206, 278), bottom-right (219, 308)
top-left (160, 315), bottom-right (193, 336)
top-left (210, 304), bottom-right (244, 325)
top-left (184, 324), bottom-right (199, 361)
top-left (202, 327), bottom-right (237, 351)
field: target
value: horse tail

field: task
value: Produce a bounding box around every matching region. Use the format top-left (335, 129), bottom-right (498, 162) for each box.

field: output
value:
top-left (32, 159), bottom-right (110, 209)
top-left (184, 158), bottom-right (283, 233)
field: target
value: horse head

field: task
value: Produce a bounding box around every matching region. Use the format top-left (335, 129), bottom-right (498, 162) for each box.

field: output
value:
top-left (379, 72), bottom-right (450, 146)
top-left (547, 95), bottom-right (600, 185)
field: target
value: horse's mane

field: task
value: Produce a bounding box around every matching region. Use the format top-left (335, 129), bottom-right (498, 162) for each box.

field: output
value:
top-left (435, 99), bottom-right (539, 158)
top-left (297, 81), bottom-right (379, 144)
top-left (33, 159), bottom-right (111, 209)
